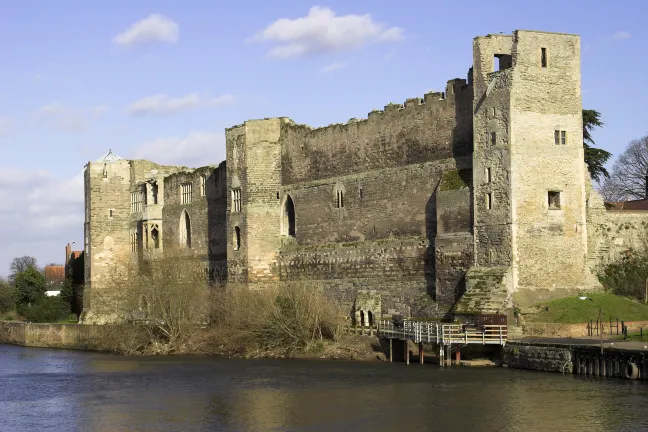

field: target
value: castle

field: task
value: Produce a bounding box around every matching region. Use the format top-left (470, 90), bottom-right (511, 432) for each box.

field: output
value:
top-left (80, 30), bottom-right (648, 324)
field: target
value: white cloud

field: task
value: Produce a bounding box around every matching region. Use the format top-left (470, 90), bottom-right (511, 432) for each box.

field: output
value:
top-left (0, 117), bottom-right (11, 137)
top-left (126, 93), bottom-right (234, 117)
top-left (133, 131), bottom-right (225, 167)
top-left (0, 168), bottom-right (84, 275)
top-left (612, 31), bottom-right (631, 40)
top-left (318, 61), bottom-right (347, 74)
top-left (35, 103), bottom-right (108, 131)
top-left (249, 6), bottom-right (404, 59)
top-left (112, 13), bottom-right (179, 46)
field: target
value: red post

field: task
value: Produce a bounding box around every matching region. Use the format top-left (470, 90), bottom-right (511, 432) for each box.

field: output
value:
top-left (455, 348), bottom-right (461, 364)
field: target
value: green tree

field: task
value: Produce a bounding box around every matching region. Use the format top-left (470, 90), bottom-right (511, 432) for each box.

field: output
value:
top-left (582, 109), bottom-right (612, 183)
top-left (60, 279), bottom-right (83, 320)
top-left (13, 266), bottom-right (46, 306)
top-left (0, 278), bottom-right (14, 313)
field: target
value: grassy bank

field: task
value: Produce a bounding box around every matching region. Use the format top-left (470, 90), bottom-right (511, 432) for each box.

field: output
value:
top-left (528, 293), bottom-right (648, 324)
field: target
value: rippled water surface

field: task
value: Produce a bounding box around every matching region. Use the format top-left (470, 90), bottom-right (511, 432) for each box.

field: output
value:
top-left (2, 344), bottom-right (648, 432)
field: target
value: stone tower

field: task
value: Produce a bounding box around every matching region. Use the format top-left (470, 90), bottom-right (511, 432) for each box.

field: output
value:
top-left (225, 118), bottom-right (285, 284)
top-left (82, 150), bottom-right (132, 323)
top-left (468, 30), bottom-right (596, 310)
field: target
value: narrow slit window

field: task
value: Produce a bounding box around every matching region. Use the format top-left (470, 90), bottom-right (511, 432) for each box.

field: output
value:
top-left (490, 132), bottom-right (497, 146)
top-left (486, 168), bottom-right (492, 184)
top-left (486, 193), bottom-right (493, 210)
top-left (234, 226), bottom-right (241, 251)
top-left (541, 47), bottom-right (547, 68)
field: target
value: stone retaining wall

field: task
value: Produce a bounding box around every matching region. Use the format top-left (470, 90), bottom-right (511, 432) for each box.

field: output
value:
top-left (522, 320), bottom-right (648, 338)
top-left (0, 321), bottom-right (112, 351)
top-left (503, 343), bottom-right (573, 373)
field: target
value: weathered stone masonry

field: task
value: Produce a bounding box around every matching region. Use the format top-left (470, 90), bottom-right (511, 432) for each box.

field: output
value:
top-left (81, 30), bottom-right (647, 324)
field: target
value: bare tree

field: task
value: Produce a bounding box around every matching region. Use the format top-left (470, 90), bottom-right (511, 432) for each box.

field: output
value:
top-left (92, 247), bottom-right (212, 353)
top-left (9, 256), bottom-right (38, 282)
top-left (600, 134), bottom-right (648, 202)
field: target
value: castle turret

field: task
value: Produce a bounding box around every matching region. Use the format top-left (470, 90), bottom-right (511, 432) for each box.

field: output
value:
top-left (462, 30), bottom-right (597, 313)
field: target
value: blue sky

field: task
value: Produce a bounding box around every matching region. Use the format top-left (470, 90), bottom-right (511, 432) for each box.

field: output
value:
top-left (0, 0), bottom-right (646, 275)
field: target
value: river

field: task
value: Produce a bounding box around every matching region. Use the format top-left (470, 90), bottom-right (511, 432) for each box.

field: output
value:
top-left (1, 344), bottom-right (648, 432)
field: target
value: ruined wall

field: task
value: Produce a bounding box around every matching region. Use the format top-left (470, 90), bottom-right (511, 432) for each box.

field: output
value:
top-left (280, 80), bottom-right (473, 184)
top-left (589, 211), bottom-right (648, 268)
top-left (508, 31), bottom-right (591, 305)
top-left (83, 158), bottom-right (197, 323)
top-left (160, 164), bottom-right (227, 276)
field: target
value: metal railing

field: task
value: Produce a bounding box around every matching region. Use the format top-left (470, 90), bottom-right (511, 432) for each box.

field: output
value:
top-left (378, 320), bottom-right (507, 346)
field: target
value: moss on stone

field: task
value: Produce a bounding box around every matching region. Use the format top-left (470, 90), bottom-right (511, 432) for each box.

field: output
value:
top-left (439, 169), bottom-right (470, 191)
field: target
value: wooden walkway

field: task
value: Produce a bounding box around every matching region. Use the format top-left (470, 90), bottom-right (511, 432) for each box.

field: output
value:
top-left (378, 320), bottom-right (508, 346)
top-left (377, 319), bottom-right (508, 366)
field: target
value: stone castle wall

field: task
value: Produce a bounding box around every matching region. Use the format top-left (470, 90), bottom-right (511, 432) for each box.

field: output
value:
top-left (81, 29), bottom-right (648, 324)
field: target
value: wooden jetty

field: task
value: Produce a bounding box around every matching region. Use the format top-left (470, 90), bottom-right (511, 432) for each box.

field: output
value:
top-left (378, 319), bottom-right (508, 366)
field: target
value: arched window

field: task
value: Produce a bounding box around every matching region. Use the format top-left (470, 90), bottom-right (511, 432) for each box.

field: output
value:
top-left (283, 195), bottom-right (296, 237)
top-left (367, 310), bottom-right (374, 327)
top-left (151, 225), bottom-right (159, 249)
top-left (179, 210), bottom-right (191, 248)
top-left (234, 226), bottom-right (241, 250)
top-left (360, 310), bottom-right (366, 327)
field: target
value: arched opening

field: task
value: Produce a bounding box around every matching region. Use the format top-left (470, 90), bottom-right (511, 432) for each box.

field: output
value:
top-left (367, 311), bottom-right (373, 327)
top-left (234, 226), bottom-right (241, 250)
top-left (360, 310), bottom-right (365, 327)
top-left (151, 226), bottom-right (159, 249)
top-left (179, 210), bottom-right (192, 248)
top-left (283, 195), bottom-right (296, 237)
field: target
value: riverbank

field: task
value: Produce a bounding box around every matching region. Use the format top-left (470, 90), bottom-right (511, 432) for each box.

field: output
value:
top-left (0, 321), bottom-right (387, 361)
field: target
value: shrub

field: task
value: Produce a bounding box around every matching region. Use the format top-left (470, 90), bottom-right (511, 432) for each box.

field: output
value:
top-left (209, 282), bottom-right (343, 357)
top-left (598, 249), bottom-right (648, 301)
top-left (19, 296), bottom-right (71, 323)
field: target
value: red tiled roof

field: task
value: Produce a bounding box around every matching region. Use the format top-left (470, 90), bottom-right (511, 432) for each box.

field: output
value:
top-left (70, 251), bottom-right (82, 259)
top-left (607, 199), bottom-right (648, 211)
top-left (44, 265), bottom-right (65, 283)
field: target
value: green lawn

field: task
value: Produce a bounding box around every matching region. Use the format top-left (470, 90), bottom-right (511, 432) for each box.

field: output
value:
top-left (529, 293), bottom-right (648, 324)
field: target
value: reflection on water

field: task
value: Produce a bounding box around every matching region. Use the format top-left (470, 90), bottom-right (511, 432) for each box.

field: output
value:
top-left (1, 344), bottom-right (648, 432)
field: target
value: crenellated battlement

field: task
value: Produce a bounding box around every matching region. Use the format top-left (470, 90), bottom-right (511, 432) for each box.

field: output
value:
top-left (276, 77), bottom-right (474, 183)
top-left (225, 78), bottom-right (471, 140)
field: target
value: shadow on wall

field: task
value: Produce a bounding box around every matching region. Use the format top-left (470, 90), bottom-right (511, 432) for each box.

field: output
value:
top-left (207, 162), bottom-right (228, 283)
top-left (424, 191), bottom-right (437, 301)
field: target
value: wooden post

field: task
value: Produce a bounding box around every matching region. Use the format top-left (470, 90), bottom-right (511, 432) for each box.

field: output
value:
top-left (389, 339), bottom-right (393, 362)
top-left (455, 347), bottom-right (461, 364)
top-left (405, 341), bottom-right (410, 365)
top-left (446, 345), bottom-right (452, 367)
top-left (419, 342), bottom-right (424, 364)
top-left (439, 344), bottom-right (444, 368)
